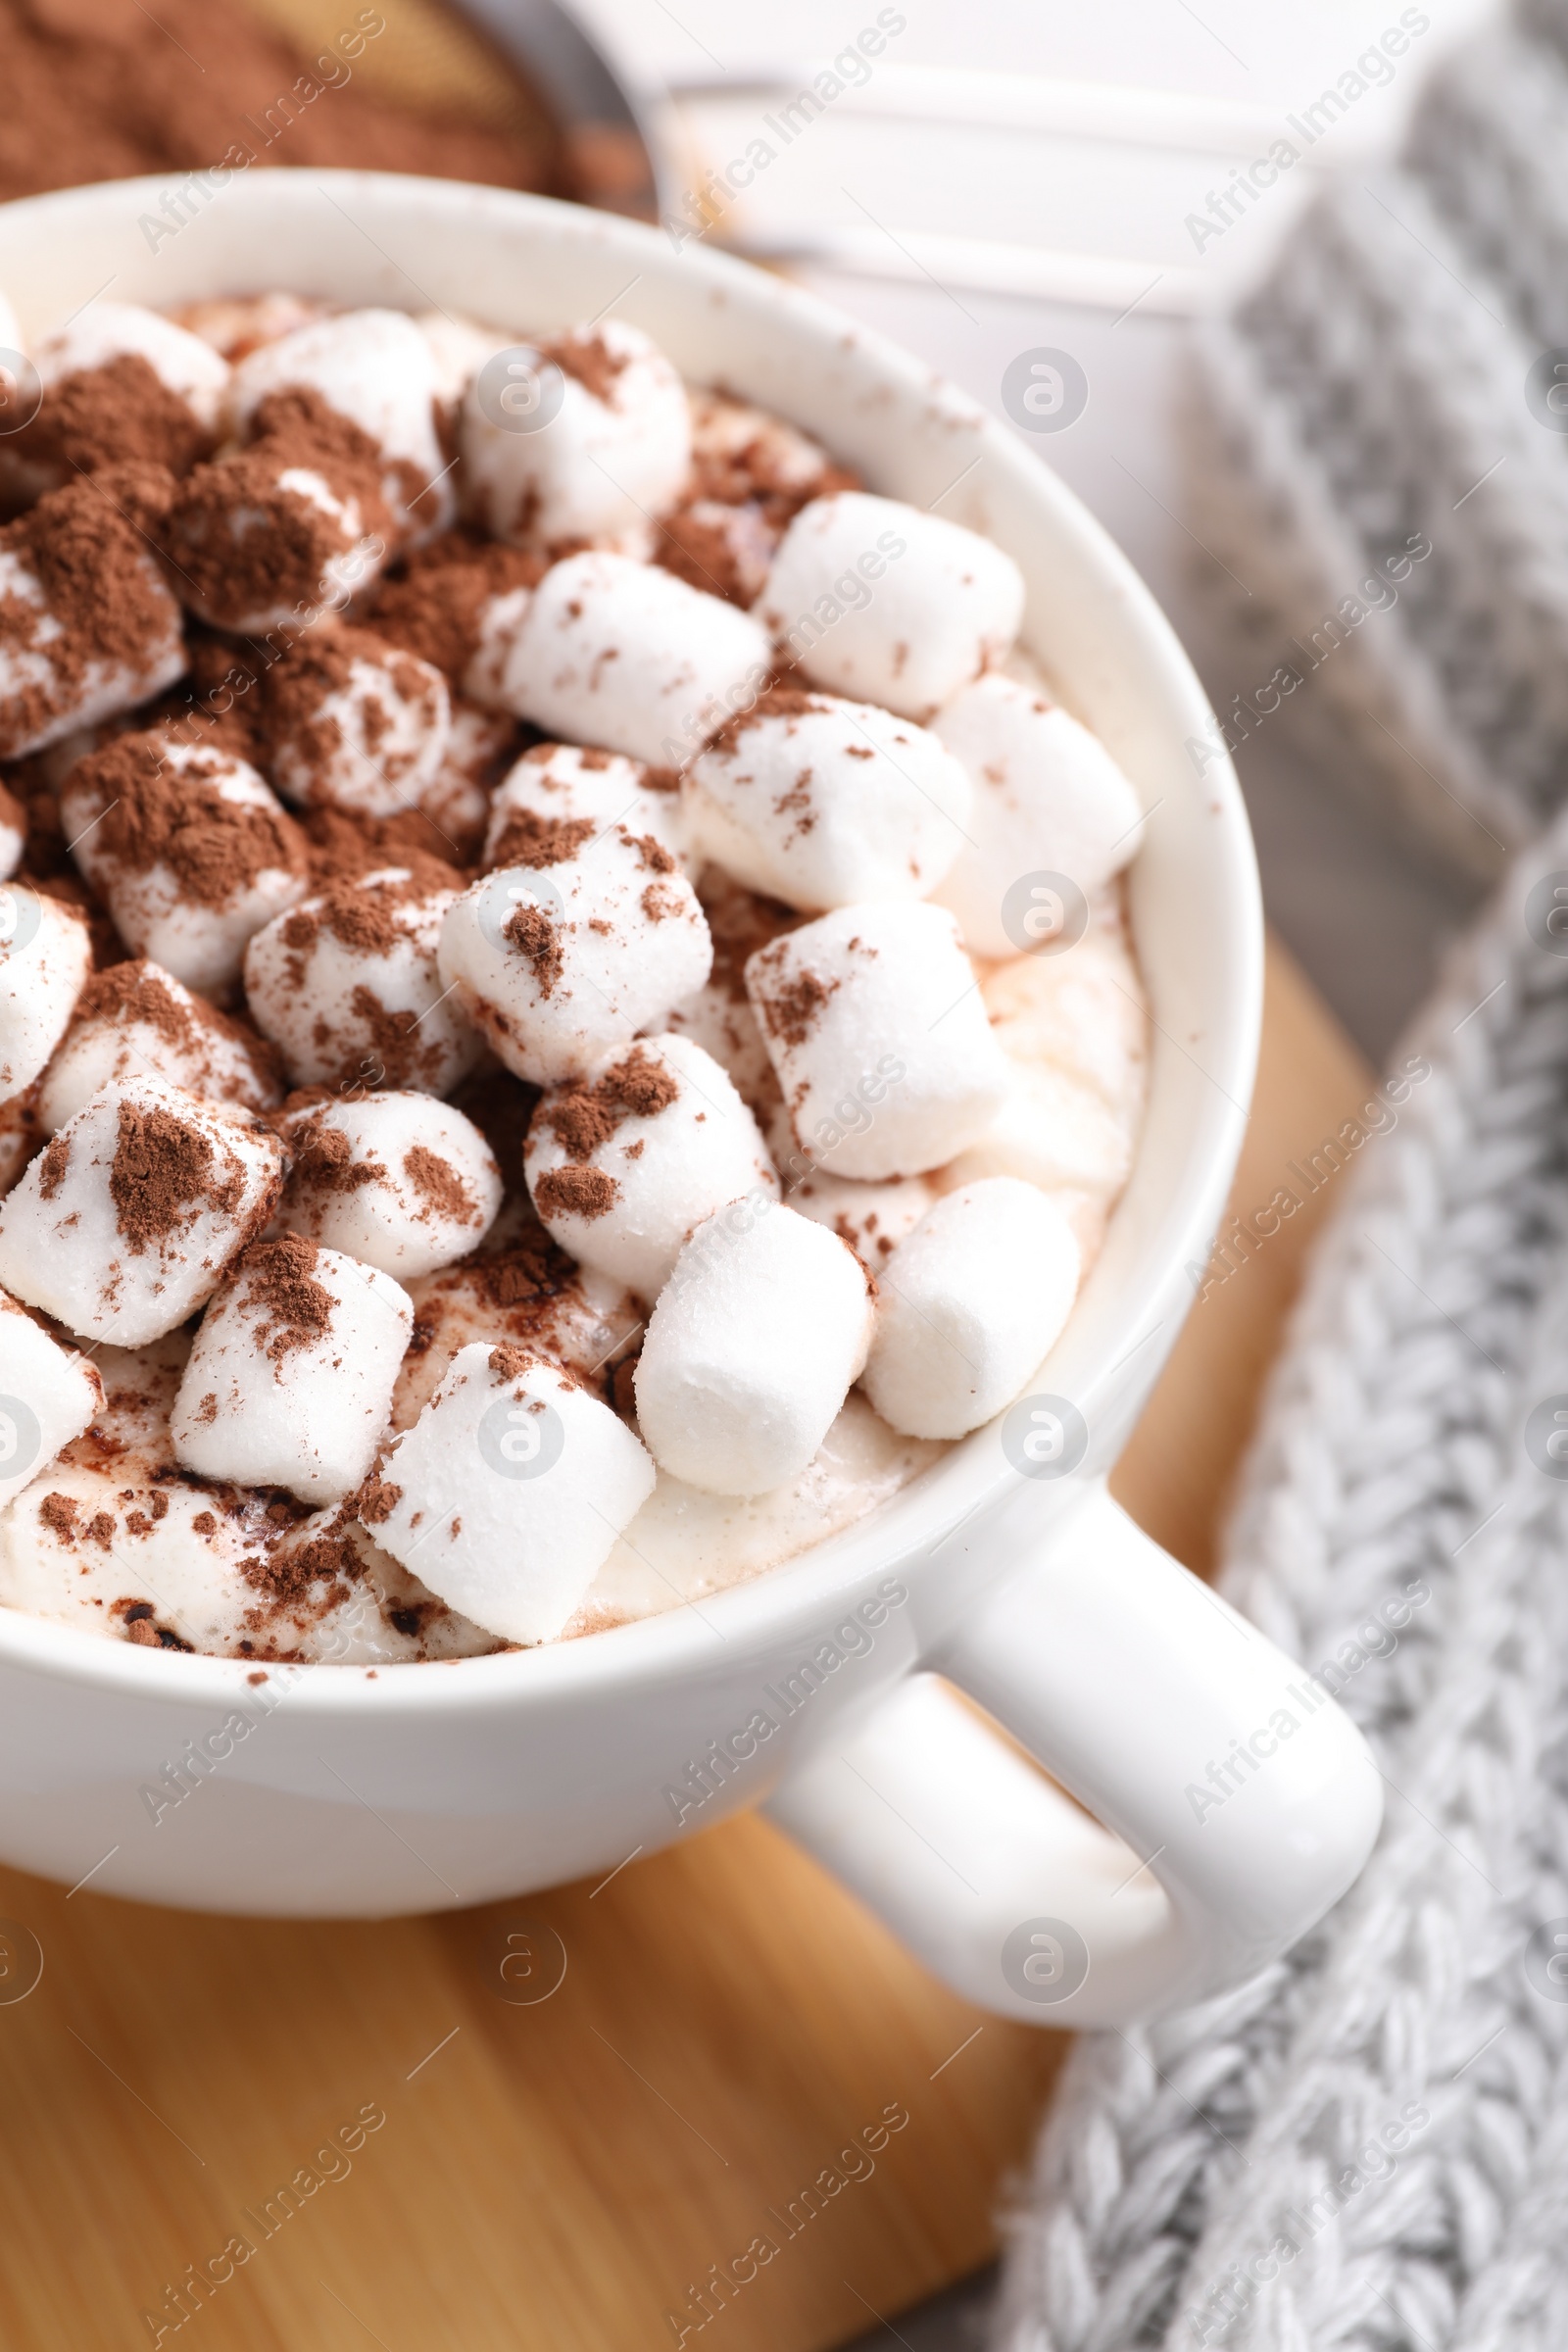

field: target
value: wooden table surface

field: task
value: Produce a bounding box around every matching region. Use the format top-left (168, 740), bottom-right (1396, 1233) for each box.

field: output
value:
top-left (0, 936), bottom-right (1372, 2352)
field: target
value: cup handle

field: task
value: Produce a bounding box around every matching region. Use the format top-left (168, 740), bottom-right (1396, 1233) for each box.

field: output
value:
top-left (763, 1487), bottom-right (1382, 2025)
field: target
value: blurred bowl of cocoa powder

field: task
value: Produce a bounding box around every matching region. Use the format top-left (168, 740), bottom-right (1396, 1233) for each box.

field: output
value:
top-left (0, 0), bottom-right (659, 219)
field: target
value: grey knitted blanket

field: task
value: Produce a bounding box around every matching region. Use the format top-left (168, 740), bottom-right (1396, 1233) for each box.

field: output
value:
top-left (991, 813), bottom-right (1568, 2349)
top-left (1187, 0), bottom-right (1568, 876)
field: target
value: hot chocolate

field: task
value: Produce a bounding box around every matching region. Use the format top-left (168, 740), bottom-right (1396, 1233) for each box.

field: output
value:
top-left (0, 288), bottom-right (1148, 1663)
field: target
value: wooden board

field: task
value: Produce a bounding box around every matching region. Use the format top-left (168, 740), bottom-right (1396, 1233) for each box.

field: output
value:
top-left (0, 935), bottom-right (1372, 2352)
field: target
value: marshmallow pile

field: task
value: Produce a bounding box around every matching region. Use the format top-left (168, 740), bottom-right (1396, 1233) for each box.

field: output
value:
top-left (0, 277), bottom-right (1151, 1664)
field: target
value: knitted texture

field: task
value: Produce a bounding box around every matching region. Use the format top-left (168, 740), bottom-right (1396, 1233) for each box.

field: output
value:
top-left (1185, 8), bottom-right (1568, 876)
top-left (990, 807), bottom-right (1568, 2352)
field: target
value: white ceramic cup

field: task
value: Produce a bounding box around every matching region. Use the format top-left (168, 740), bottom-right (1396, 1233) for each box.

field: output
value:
top-left (0, 173), bottom-right (1380, 2023)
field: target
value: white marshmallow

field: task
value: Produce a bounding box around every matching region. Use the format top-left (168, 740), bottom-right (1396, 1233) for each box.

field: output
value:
top-left (662, 975), bottom-right (774, 1111)
top-left (279, 1092), bottom-right (502, 1280)
top-left (30, 301), bottom-right (228, 431)
top-left (939, 1061), bottom-right (1135, 1207)
top-left (930, 674), bottom-right (1143, 956)
top-left (38, 961), bottom-right (281, 1134)
top-left (438, 826), bottom-right (711, 1086)
top-left (171, 1236), bottom-right (412, 1503)
top-left (466, 578), bottom-right (538, 705)
top-left (684, 687), bottom-right (971, 910)
top-left (0, 1289), bottom-right (104, 1508)
top-left (861, 1178), bottom-right (1080, 1440)
top-left (786, 1165), bottom-right (935, 1268)
top-left (0, 1089), bottom-right (39, 1199)
top-left (658, 496), bottom-right (781, 607)
top-left (368, 1341), bottom-right (657, 1643)
top-left (0, 489), bottom-right (186, 759)
top-left (635, 1201), bottom-right (874, 1495)
top-left (0, 886), bottom-right (90, 1097)
top-left (0, 302), bottom-right (226, 504)
top-left (392, 1236), bottom-right (640, 1434)
top-left (372, 540), bottom-right (546, 711)
top-left (0, 286), bottom-right (19, 355)
top-left (938, 925), bottom-right (1149, 1243)
top-left (484, 741), bottom-right (690, 873)
top-left (496, 551), bottom-right (771, 765)
top-left (461, 319), bottom-right (691, 553)
top-left (0, 1077), bottom-right (283, 1346)
top-left (264, 625), bottom-right (452, 817)
top-left (687, 389), bottom-right (835, 504)
top-left (414, 310), bottom-right (508, 412)
top-left (244, 867), bottom-right (481, 1095)
top-left (0, 783), bottom-right (23, 882)
top-left (980, 927), bottom-right (1150, 1122)
top-left (525, 1033), bottom-right (777, 1299)
top-left (746, 902), bottom-right (1010, 1179)
top-left (162, 444), bottom-right (392, 634)
top-left (760, 491), bottom-right (1024, 720)
top-left (169, 291), bottom-right (326, 363)
top-left (64, 733), bottom-right (310, 996)
top-left (423, 699), bottom-right (520, 858)
top-left (226, 308), bottom-right (453, 538)
top-left (662, 868), bottom-right (796, 1110)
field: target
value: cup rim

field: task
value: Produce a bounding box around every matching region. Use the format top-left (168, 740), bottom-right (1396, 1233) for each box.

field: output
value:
top-left (0, 172), bottom-right (1262, 1714)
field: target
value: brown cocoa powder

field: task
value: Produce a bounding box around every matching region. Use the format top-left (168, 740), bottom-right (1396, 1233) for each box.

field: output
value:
top-left (237, 1233), bottom-right (334, 1360)
top-left (161, 389), bottom-right (394, 626)
top-left (503, 902), bottom-right (563, 996)
top-left (370, 534), bottom-right (547, 680)
top-left (0, 0), bottom-right (569, 215)
top-left (751, 948), bottom-right (838, 1049)
top-left (260, 619), bottom-right (441, 793)
top-left (75, 728), bottom-right (306, 905)
top-left (17, 352), bottom-right (214, 481)
top-left (488, 807), bottom-right (596, 871)
top-left (36, 1132), bottom-right (70, 1200)
top-left (288, 1110), bottom-right (384, 1196)
top-left (532, 1163), bottom-right (617, 1221)
top-left (403, 1144), bottom-right (474, 1223)
top-left (0, 467), bottom-right (180, 753)
top-left (110, 1096), bottom-right (240, 1249)
top-left (536, 329), bottom-right (629, 406)
top-left (536, 1045), bottom-right (679, 1168)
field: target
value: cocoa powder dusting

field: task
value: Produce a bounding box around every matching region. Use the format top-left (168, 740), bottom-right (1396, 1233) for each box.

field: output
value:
top-left (537, 330), bottom-right (630, 405)
top-left (111, 1099), bottom-right (238, 1250)
top-left (403, 1146), bottom-right (475, 1223)
top-left (66, 959), bottom-right (280, 1097)
top-left (489, 808), bottom-right (596, 870)
top-left (536, 1045), bottom-right (680, 1170)
top-left (707, 683), bottom-right (826, 758)
top-left (0, 468), bottom-right (179, 752)
top-left (39, 1493), bottom-right (77, 1544)
top-left (371, 534), bottom-right (547, 678)
top-left (18, 352), bottom-right (213, 480)
top-left (237, 1234), bottom-right (334, 1361)
top-left (533, 1164), bottom-right (618, 1221)
top-left (0, 0), bottom-right (571, 214)
top-left (289, 1111), bottom-right (384, 1197)
top-left (36, 1131), bottom-right (70, 1200)
top-left (503, 902), bottom-right (564, 997)
top-left (259, 620), bottom-right (437, 790)
top-left (752, 948), bottom-right (838, 1049)
top-left (161, 390), bottom-right (394, 625)
top-left (654, 503), bottom-right (774, 606)
top-left (74, 730), bottom-right (305, 906)
top-left (355, 1471), bottom-right (401, 1526)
